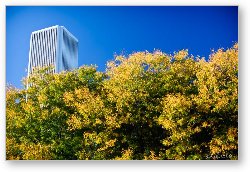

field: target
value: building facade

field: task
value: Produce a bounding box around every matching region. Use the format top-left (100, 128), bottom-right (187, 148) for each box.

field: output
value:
top-left (27, 25), bottom-right (78, 75)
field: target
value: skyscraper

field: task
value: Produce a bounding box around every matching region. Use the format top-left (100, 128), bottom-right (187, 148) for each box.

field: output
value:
top-left (27, 25), bottom-right (78, 76)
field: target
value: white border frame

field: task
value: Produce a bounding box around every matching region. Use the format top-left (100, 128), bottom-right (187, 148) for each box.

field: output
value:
top-left (1, 1), bottom-right (249, 172)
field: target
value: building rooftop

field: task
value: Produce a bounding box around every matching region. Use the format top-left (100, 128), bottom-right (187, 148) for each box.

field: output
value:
top-left (31, 25), bottom-right (78, 42)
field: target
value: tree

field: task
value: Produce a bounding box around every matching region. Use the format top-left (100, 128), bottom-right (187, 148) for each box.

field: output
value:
top-left (6, 44), bottom-right (238, 160)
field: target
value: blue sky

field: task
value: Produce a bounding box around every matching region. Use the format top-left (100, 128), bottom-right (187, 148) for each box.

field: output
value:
top-left (6, 6), bottom-right (238, 88)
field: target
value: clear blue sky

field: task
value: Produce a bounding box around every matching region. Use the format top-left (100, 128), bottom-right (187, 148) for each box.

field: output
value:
top-left (6, 6), bottom-right (238, 88)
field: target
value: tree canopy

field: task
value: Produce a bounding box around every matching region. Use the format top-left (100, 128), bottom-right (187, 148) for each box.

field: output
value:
top-left (6, 44), bottom-right (238, 160)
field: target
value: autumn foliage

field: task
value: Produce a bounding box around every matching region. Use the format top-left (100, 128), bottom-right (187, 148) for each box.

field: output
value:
top-left (6, 44), bottom-right (238, 160)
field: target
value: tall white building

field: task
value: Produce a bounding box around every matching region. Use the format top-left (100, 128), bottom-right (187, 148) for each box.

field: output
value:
top-left (27, 25), bottom-right (78, 76)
